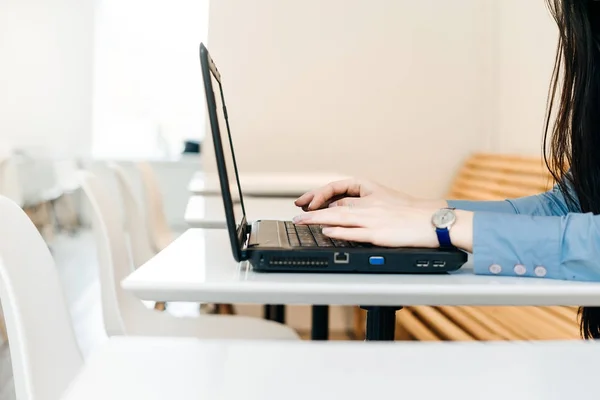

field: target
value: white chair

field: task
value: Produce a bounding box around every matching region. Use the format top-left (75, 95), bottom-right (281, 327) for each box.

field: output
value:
top-left (0, 195), bottom-right (85, 400)
top-left (0, 303), bottom-right (6, 344)
top-left (0, 157), bottom-right (11, 342)
top-left (10, 150), bottom-right (59, 244)
top-left (136, 162), bottom-right (173, 252)
top-left (0, 155), bottom-right (24, 207)
top-left (109, 163), bottom-right (215, 313)
top-left (108, 163), bottom-right (171, 311)
top-left (78, 170), bottom-right (299, 340)
top-left (108, 163), bottom-right (154, 269)
top-left (51, 158), bottom-right (82, 233)
top-left (0, 195), bottom-right (206, 400)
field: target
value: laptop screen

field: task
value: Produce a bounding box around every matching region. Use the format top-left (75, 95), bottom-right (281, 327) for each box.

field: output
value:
top-left (207, 59), bottom-right (246, 230)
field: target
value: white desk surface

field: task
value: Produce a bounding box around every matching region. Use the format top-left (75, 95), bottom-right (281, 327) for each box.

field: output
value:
top-left (122, 229), bottom-right (600, 306)
top-left (188, 171), bottom-right (348, 196)
top-left (185, 195), bottom-right (302, 229)
top-left (64, 337), bottom-right (598, 400)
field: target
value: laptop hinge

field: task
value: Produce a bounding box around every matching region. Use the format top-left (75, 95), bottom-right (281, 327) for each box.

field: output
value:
top-left (247, 221), bottom-right (260, 247)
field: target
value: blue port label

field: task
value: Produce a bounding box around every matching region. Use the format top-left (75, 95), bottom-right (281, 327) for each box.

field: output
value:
top-left (369, 256), bottom-right (385, 266)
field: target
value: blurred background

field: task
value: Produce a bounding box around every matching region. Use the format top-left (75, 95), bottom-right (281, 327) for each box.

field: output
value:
top-left (1, 0), bottom-right (557, 200)
top-left (0, 0), bottom-right (565, 398)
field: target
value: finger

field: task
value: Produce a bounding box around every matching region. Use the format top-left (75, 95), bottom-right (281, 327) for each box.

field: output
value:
top-left (321, 227), bottom-right (372, 243)
top-left (294, 192), bottom-right (315, 207)
top-left (296, 192), bottom-right (347, 209)
top-left (302, 179), bottom-right (363, 210)
top-left (329, 197), bottom-right (368, 208)
top-left (293, 207), bottom-right (365, 227)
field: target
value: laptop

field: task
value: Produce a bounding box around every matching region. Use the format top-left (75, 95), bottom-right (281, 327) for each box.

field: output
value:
top-left (199, 43), bottom-right (467, 273)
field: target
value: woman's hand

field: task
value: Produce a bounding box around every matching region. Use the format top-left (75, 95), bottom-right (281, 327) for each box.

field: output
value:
top-left (293, 205), bottom-right (474, 252)
top-left (294, 178), bottom-right (447, 211)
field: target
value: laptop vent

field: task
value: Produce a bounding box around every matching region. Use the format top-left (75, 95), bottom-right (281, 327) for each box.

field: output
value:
top-left (268, 257), bottom-right (329, 268)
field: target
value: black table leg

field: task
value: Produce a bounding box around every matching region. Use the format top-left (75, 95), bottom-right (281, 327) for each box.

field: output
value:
top-left (360, 306), bottom-right (403, 341)
top-left (311, 305), bottom-right (329, 340)
top-left (270, 305), bottom-right (285, 323)
top-left (263, 305), bottom-right (272, 320)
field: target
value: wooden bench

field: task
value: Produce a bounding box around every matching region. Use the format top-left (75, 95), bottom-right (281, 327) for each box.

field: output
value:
top-left (399, 153), bottom-right (580, 341)
top-left (354, 153), bottom-right (581, 341)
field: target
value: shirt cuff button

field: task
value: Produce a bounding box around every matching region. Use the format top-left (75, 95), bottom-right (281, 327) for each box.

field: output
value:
top-left (534, 266), bottom-right (547, 277)
top-left (489, 264), bottom-right (502, 274)
top-left (514, 264), bottom-right (526, 276)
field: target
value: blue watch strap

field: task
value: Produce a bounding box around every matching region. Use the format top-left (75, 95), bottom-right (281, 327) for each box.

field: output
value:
top-left (435, 227), bottom-right (452, 248)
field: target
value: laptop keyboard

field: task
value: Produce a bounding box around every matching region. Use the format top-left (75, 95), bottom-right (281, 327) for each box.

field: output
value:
top-left (284, 221), bottom-right (370, 248)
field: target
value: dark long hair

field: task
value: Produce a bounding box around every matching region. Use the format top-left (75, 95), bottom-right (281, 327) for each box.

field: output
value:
top-left (544, 0), bottom-right (600, 339)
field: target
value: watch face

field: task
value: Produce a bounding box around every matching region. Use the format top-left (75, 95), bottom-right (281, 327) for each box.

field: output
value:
top-left (432, 208), bottom-right (456, 229)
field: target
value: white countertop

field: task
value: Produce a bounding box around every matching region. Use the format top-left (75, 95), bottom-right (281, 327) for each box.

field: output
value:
top-left (185, 195), bottom-right (302, 228)
top-left (63, 337), bottom-right (600, 400)
top-left (188, 171), bottom-right (348, 196)
top-left (122, 229), bottom-right (600, 306)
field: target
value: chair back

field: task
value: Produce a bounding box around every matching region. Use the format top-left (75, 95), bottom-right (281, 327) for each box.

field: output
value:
top-left (54, 158), bottom-right (81, 193)
top-left (136, 162), bottom-right (172, 251)
top-left (0, 196), bottom-right (82, 400)
top-left (108, 163), bottom-right (155, 267)
top-left (78, 171), bottom-right (148, 336)
top-left (0, 156), bottom-right (24, 206)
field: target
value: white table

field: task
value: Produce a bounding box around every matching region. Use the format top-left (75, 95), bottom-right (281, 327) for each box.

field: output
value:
top-left (65, 337), bottom-right (599, 400)
top-left (122, 229), bottom-right (600, 340)
top-left (187, 172), bottom-right (346, 331)
top-left (186, 172), bottom-right (334, 337)
top-left (185, 195), bottom-right (302, 229)
top-left (188, 171), bottom-right (348, 196)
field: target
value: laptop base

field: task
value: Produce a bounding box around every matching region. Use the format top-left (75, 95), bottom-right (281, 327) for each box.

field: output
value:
top-left (249, 247), bottom-right (467, 274)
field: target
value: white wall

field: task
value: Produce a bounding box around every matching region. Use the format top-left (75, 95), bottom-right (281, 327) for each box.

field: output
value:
top-left (0, 0), bottom-right (94, 158)
top-left (490, 0), bottom-right (558, 155)
top-left (204, 0), bottom-right (494, 198)
top-left (92, 0), bottom-right (209, 158)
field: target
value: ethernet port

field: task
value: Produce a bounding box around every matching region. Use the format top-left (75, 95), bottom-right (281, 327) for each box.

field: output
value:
top-left (334, 252), bottom-right (350, 264)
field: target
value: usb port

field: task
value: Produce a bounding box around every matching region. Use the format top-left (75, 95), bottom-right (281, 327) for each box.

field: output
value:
top-left (415, 260), bottom-right (429, 268)
top-left (432, 261), bottom-right (446, 268)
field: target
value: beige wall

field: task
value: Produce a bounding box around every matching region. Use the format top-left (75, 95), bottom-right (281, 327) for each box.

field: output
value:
top-left (490, 0), bottom-right (558, 155)
top-left (204, 0), bottom-right (494, 198)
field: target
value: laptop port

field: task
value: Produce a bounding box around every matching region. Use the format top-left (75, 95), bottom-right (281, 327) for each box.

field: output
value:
top-left (415, 260), bottom-right (430, 268)
top-left (432, 261), bottom-right (446, 268)
top-left (369, 256), bottom-right (385, 266)
top-left (334, 252), bottom-right (350, 264)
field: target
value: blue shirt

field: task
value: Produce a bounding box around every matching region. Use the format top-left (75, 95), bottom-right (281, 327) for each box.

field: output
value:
top-left (447, 184), bottom-right (600, 282)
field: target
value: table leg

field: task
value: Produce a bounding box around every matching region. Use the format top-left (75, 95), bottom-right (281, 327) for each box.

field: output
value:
top-left (264, 305), bottom-right (285, 323)
top-left (311, 305), bottom-right (329, 340)
top-left (360, 306), bottom-right (403, 341)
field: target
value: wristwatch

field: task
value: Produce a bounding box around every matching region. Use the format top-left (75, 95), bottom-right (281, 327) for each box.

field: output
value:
top-left (431, 207), bottom-right (457, 248)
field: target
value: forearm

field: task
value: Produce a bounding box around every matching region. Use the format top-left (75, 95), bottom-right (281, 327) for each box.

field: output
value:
top-left (416, 198), bottom-right (449, 209)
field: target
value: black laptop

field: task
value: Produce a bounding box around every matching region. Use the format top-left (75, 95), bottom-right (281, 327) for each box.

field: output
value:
top-left (199, 43), bottom-right (467, 273)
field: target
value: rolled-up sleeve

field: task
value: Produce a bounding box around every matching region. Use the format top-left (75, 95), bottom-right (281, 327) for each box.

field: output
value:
top-left (472, 212), bottom-right (600, 281)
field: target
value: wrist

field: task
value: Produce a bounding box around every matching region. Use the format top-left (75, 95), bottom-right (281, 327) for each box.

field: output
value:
top-left (415, 198), bottom-right (449, 209)
top-left (449, 210), bottom-right (474, 252)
